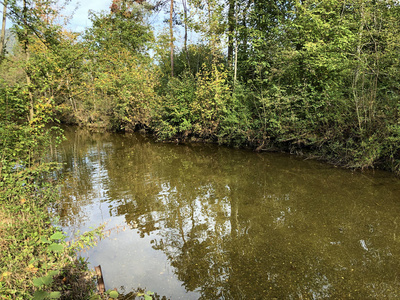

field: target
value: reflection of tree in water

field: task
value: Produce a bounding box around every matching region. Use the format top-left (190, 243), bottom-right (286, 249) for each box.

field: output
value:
top-left (56, 128), bottom-right (400, 298)
top-left (145, 182), bottom-right (400, 299)
top-left (124, 159), bottom-right (400, 298)
top-left (52, 127), bottom-right (107, 227)
top-left (151, 184), bottom-right (232, 298)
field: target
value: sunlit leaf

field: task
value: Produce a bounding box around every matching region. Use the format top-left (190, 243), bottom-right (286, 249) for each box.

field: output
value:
top-left (109, 290), bottom-right (119, 298)
top-left (49, 291), bottom-right (61, 299)
top-left (50, 231), bottom-right (64, 240)
top-left (48, 243), bottom-right (64, 252)
top-left (40, 237), bottom-right (51, 244)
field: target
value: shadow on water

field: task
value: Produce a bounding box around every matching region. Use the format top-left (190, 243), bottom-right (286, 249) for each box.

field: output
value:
top-left (52, 127), bottom-right (400, 299)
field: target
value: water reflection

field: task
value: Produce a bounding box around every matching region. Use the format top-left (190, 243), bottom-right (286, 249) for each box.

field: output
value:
top-left (54, 127), bottom-right (400, 299)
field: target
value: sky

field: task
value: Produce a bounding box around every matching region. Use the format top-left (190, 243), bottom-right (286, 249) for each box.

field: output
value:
top-left (63, 1), bottom-right (193, 45)
top-left (64, 0), bottom-right (179, 36)
top-left (64, 0), bottom-right (112, 32)
top-left (3, 0), bottom-right (163, 31)
top-left (2, 0), bottom-right (111, 30)
top-left (2, 0), bottom-right (196, 46)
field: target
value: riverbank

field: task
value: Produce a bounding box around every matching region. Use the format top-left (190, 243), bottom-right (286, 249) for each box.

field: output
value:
top-left (63, 118), bottom-right (400, 178)
top-left (0, 118), bottom-right (100, 299)
top-left (0, 166), bottom-right (96, 299)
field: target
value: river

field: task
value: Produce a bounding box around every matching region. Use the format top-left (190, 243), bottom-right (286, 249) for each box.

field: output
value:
top-left (53, 127), bottom-right (400, 299)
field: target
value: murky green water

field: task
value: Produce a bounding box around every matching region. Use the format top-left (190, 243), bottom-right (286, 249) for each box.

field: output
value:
top-left (54, 127), bottom-right (400, 299)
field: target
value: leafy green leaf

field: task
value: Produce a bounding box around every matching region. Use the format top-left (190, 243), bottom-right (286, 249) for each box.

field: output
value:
top-left (109, 290), bottom-right (119, 298)
top-left (40, 237), bottom-right (51, 244)
top-left (33, 290), bottom-right (49, 300)
top-left (48, 270), bottom-right (59, 277)
top-left (50, 231), bottom-right (64, 240)
top-left (49, 291), bottom-right (61, 299)
top-left (48, 243), bottom-right (64, 252)
top-left (33, 275), bottom-right (53, 287)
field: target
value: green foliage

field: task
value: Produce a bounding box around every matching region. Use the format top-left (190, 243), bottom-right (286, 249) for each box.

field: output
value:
top-left (142, 0), bottom-right (400, 174)
top-left (0, 80), bottom-right (99, 298)
top-left (155, 41), bottom-right (218, 89)
top-left (0, 156), bottom-right (92, 299)
top-left (153, 64), bottom-right (232, 141)
top-left (0, 125), bottom-right (104, 298)
top-left (84, 3), bottom-right (154, 55)
top-left (107, 289), bottom-right (119, 299)
top-left (192, 64), bottom-right (230, 138)
top-left (216, 83), bottom-right (253, 147)
top-left (53, 3), bottom-right (159, 131)
top-left (153, 71), bottom-right (197, 139)
top-left (0, 3), bottom-right (105, 295)
top-left (137, 290), bottom-right (154, 300)
top-left (226, 0), bottom-right (400, 172)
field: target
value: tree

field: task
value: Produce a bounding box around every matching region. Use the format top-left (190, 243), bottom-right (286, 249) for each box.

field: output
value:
top-left (0, 0), bottom-right (6, 56)
top-left (3, 0), bottom-right (75, 121)
top-left (152, 0), bottom-right (178, 77)
top-left (188, 0), bottom-right (225, 60)
top-left (72, 1), bottom-right (157, 130)
top-left (170, 0), bottom-right (174, 76)
top-left (181, 0), bottom-right (190, 69)
top-left (227, 0), bottom-right (235, 67)
top-left (87, 0), bottom-right (154, 54)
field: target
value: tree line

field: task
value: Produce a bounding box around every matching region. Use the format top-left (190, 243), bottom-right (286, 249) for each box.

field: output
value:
top-left (1, 0), bottom-right (400, 175)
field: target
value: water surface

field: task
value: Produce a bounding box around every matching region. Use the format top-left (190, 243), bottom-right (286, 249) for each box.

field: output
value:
top-left (55, 127), bottom-right (400, 299)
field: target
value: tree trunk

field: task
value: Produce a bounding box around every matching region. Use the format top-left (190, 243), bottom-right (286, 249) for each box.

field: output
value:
top-left (182, 0), bottom-right (190, 71)
top-left (206, 0), bottom-right (215, 60)
top-left (227, 0), bottom-right (235, 67)
top-left (170, 0), bottom-right (174, 77)
top-left (353, 1), bottom-right (365, 134)
top-left (0, 0), bottom-right (7, 56)
top-left (23, 0), bottom-right (34, 121)
top-left (234, 38), bottom-right (238, 84)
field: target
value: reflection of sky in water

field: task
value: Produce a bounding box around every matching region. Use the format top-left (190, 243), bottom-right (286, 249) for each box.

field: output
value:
top-left (61, 147), bottom-right (201, 298)
top-left (56, 128), bottom-right (400, 299)
top-left (80, 218), bottom-right (199, 299)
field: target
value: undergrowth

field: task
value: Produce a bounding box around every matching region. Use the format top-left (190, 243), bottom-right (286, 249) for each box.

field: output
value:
top-left (0, 164), bottom-right (103, 299)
